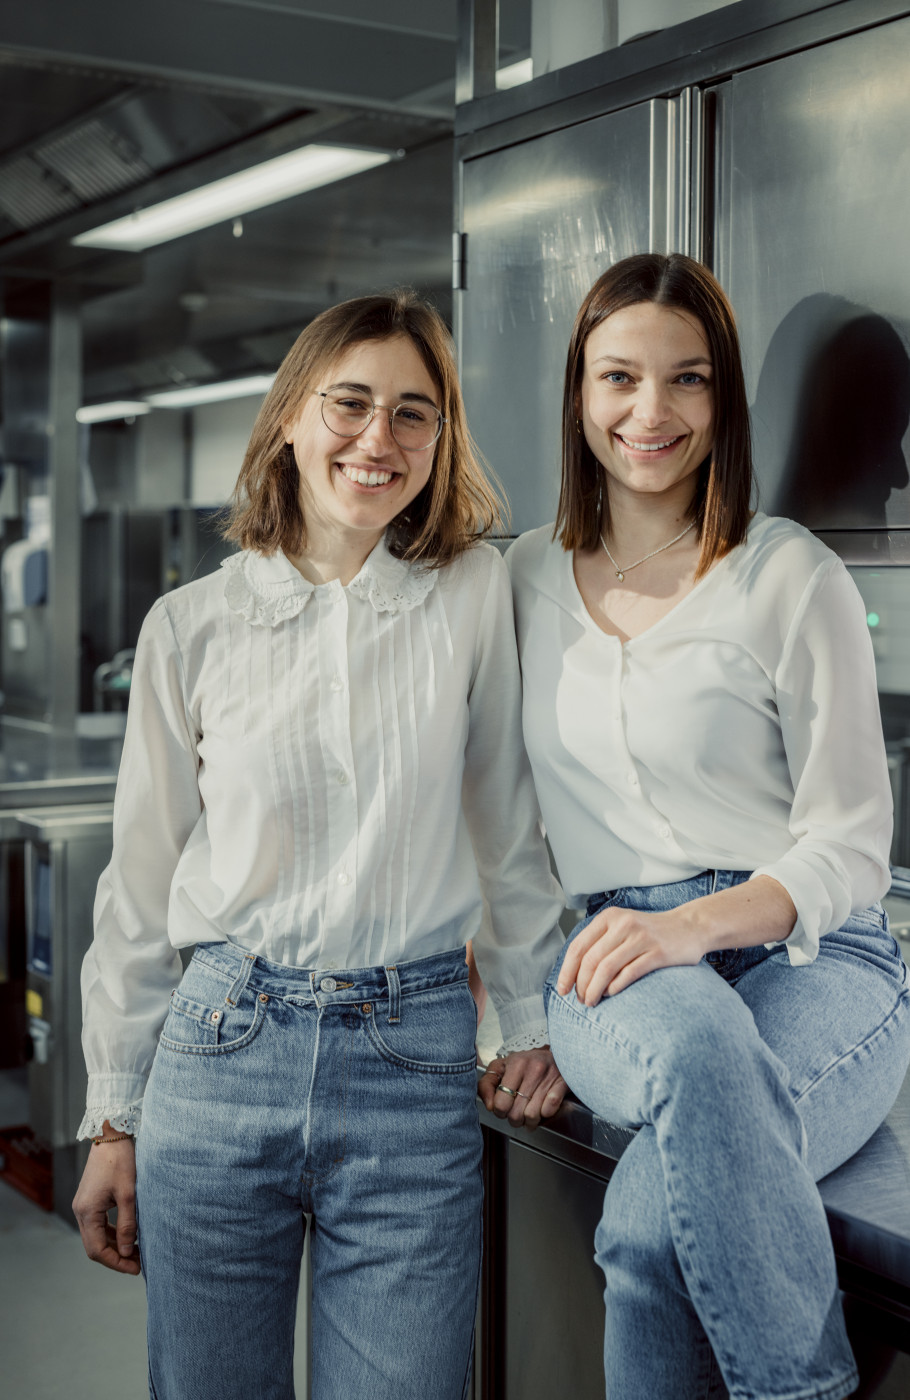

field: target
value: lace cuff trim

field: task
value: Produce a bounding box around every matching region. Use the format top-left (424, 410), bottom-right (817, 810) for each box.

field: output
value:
top-left (498, 1024), bottom-right (551, 1056)
top-left (77, 1102), bottom-right (143, 1141)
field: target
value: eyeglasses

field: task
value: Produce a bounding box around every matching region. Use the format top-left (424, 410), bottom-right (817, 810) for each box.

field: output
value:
top-left (316, 388), bottom-right (445, 452)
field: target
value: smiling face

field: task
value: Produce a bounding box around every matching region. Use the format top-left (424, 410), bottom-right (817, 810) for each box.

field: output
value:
top-left (282, 333), bottom-right (440, 557)
top-left (579, 301), bottom-right (715, 512)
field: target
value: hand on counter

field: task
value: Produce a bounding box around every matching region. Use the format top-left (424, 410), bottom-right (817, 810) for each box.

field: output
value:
top-left (479, 1048), bottom-right (567, 1131)
top-left (72, 1128), bottom-right (141, 1276)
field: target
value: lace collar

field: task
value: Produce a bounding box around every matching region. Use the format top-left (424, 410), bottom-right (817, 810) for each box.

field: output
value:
top-left (222, 536), bottom-right (437, 628)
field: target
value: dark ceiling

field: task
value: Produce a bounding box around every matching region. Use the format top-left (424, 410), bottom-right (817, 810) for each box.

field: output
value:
top-left (0, 0), bottom-right (530, 403)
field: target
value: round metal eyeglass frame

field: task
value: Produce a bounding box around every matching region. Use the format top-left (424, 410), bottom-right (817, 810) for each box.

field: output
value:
top-left (315, 389), bottom-right (446, 452)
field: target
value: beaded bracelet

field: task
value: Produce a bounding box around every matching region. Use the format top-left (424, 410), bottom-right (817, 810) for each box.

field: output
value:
top-left (91, 1133), bottom-right (134, 1146)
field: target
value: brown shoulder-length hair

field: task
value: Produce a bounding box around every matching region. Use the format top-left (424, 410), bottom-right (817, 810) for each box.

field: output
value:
top-left (224, 289), bottom-right (504, 566)
top-left (555, 252), bottom-right (753, 579)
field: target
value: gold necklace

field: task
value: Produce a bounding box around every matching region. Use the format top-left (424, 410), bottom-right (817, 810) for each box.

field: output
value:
top-left (599, 521), bottom-right (696, 581)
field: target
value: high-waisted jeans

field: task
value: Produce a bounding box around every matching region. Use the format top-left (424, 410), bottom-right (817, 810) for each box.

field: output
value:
top-left (136, 942), bottom-right (483, 1400)
top-left (544, 870), bottom-right (910, 1400)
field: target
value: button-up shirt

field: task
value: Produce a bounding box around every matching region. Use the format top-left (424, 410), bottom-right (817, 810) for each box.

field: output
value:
top-left (80, 537), bottom-right (564, 1137)
top-left (506, 514), bottom-right (892, 964)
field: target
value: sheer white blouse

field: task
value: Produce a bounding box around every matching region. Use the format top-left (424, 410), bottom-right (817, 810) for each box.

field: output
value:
top-left (505, 514), bottom-right (892, 965)
top-left (80, 537), bottom-right (564, 1139)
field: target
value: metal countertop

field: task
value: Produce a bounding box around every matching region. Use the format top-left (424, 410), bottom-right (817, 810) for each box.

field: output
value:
top-left (0, 720), bottom-right (120, 809)
top-left (479, 1065), bottom-right (910, 1301)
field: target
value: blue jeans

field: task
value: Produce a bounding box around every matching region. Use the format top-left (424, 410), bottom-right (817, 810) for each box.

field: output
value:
top-left (544, 871), bottom-right (910, 1400)
top-left (136, 942), bottom-right (483, 1400)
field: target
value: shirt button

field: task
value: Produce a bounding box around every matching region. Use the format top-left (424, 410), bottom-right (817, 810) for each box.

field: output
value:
top-left (320, 977), bottom-right (337, 993)
top-left (627, 773), bottom-right (638, 787)
top-left (337, 871), bottom-right (352, 885)
top-left (336, 770), bottom-right (348, 785)
top-left (330, 676), bottom-right (344, 692)
top-left (659, 824), bottom-right (672, 839)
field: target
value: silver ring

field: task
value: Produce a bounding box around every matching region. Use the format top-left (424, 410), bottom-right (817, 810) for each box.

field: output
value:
top-left (496, 1085), bottom-right (518, 1098)
top-left (515, 1091), bottom-right (531, 1100)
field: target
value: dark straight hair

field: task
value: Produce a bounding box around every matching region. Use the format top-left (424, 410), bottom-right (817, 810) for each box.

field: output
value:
top-left (554, 253), bottom-right (753, 579)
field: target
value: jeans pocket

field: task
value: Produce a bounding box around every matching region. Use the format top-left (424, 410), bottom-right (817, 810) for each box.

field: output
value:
top-left (364, 982), bottom-right (478, 1075)
top-left (159, 986), bottom-right (269, 1056)
top-left (586, 889), bottom-right (624, 919)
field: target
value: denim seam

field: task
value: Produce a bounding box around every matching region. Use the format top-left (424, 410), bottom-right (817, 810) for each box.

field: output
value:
top-left (300, 1157), bottom-right (346, 1187)
top-left (458, 1174), bottom-right (485, 1400)
top-left (188, 948), bottom-right (469, 999)
top-left (725, 1363), bottom-right (859, 1400)
top-left (660, 1129), bottom-right (739, 1387)
top-left (185, 953), bottom-right (235, 985)
top-left (336, 1013), bottom-right (353, 1166)
top-left (548, 991), bottom-right (649, 1076)
top-left (301, 1006), bottom-right (321, 1177)
top-left (791, 988), bottom-right (910, 1107)
top-left (224, 953), bottom-right (256, 1006)
top-left (159, 997), bottom-right (268, 1055)
top-left (167, 996), bottom-right (215, 1024)
top-left (364, 1009), bottom-right (477, 1075)
top-left (388, 976), bottom-right (471, 999)
top-left (660, 1139), bottom-right (859, 1400)
top-left (385, 964), bottom-right (402, 1023)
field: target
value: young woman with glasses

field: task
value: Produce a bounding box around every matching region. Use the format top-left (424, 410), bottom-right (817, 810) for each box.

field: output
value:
top-left (72, 290), bottom-right (567, 1400)
top-left (506, 253), bottom-right (910, 1400)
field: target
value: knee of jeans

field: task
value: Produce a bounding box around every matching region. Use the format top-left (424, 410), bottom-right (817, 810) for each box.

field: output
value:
top-left (643, 981), bottom-right (762, 1089)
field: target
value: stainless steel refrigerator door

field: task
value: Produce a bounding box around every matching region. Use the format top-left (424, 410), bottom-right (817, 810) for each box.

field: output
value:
top-left (714, 17), bottom-right (910, 534)
top-left (458, 99), bottom-right (675, 535)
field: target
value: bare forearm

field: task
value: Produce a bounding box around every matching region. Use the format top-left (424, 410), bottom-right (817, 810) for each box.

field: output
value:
top-left (675, 875), bottom-right (797, 955)
top-left (559, 875), bottom-right (798, 1004)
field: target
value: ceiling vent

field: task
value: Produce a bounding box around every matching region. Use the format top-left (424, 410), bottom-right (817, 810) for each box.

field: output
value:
top-left (0, 117), bottom-right (152, 231)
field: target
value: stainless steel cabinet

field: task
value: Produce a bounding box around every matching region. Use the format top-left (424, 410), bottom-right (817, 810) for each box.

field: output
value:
top-left (459, 100), bottom-right (658, 534)
top-left (21, 803), bottom-right (114, 1216)
top-left (714, 18), bottom-right (910, 534)
top-left (457, 11), bottom-right (910, 549)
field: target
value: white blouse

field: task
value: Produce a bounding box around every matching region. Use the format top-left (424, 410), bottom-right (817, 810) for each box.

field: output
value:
top-left (506, 514), bottom-right (892, 965)
top-left (80, 537), bottom-right (564, 1138)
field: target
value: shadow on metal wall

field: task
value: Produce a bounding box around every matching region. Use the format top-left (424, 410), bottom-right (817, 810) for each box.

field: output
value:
top-left (750, 294), bottom-right (910, 531)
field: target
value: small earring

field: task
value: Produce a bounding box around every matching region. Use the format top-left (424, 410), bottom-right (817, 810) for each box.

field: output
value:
top-left (575, 418), bottom-right (582, 433)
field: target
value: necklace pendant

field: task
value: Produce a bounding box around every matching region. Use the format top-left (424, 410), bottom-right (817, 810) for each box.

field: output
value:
top-left (616, 570), bottom-right (624, 581)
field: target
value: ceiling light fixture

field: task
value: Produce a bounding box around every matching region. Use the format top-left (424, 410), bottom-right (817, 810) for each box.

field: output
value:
top-left (144, 375), bottom-right (276, 408)
top-left (76, 401), bottom-right (152, 424)
top-left (71, 144), bottom-right (394, 252)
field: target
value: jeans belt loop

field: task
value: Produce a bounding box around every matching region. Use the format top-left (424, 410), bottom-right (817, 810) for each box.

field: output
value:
top-left (384, 965), bottom-right (401, 1024)
top-left (224, 952), bottom-right (257, 1006)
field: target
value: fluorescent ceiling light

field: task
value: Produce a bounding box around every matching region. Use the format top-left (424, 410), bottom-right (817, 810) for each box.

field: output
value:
top-left (496, 58), bottom-right (533, 89)
top-left (145, 375), bottom-right (276, 408)
top-left (72, 145), bottom-right (393, 252)
top-left (76, 401), bottom-right (152, 424)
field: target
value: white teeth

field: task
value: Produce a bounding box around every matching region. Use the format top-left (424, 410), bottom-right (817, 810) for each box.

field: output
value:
top-left (340, 465), bottom-right (394, 486)
top-left (618, 436), bottom-right (679, 451)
